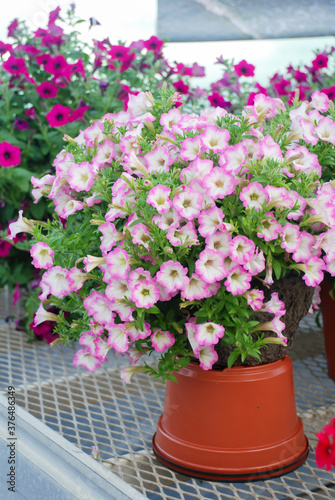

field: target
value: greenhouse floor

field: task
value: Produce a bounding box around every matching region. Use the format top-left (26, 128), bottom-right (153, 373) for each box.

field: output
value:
top-left (0, 293), bottom-right (335, 500)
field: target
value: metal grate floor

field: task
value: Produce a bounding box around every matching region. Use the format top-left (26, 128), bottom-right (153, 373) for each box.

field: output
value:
top-left (1, 294), bottom-right (335, 499)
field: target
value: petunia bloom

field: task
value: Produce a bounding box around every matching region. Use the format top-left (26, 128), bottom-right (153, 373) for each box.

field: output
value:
top-left (46, 104), bottom-right (71, 127)
top-left (0, 141), bottom-right (21, 167)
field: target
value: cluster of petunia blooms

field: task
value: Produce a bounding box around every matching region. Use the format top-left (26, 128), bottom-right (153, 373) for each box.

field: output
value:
top-left (8, 88), bottom-right (335, 383)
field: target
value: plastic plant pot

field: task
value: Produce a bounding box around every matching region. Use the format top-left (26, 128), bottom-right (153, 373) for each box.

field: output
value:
top-left (153, 356), bottom-right (309, 482)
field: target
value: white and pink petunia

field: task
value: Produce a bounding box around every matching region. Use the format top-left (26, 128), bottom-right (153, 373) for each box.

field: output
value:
top-left (230, 235), bottom-right (255, 265)
top-left (131, 280), bottom-right (160, 309)
top-left (147, 185), bottom-right (172, 213)
top-left (120, 366), bottom-right (146, 384)
top-left (30, 242), bottom-right (54, 269)
top-left (78, 332), bottom-right (97, 356)
top-left (73, 349), bottom-right (103, 372)
top-left (202, 167), bottom-right (238, 200)
top-left (194, 344), bottom-right (218, 370)
top-left (84, 290), bottom-right (115, 325)
top-left (195, 249), bottom-right (227, 283)
top-left (245, 289), bottom-right (264, 311)
top-left (194, 322), bottom-right (225, 346)
top-left (105, 247), bottom-right (131, 279)
top-left (240, 182), bottom-right (269, 211)
top-left (42, 266), bottom-right (72, 298)
top-left (198, 206), bottom-right (225, 237)
top-left (33, 302), bottom-right (60, 327)
top-left (167, 221), bottom-right (199, 247)
top-left (151, 329), bottom-right (175, 352)
top-left (98, 222), bottom-right (124, 252)
top-left (107, 324), bottom-right (129, 353)
top-left (199, 125), bottom-right (230, 153)
top-left (8, 210), bottom-right (34, 240)
top-left (68, 267), bottom-right (85, 292)
top-left (144, 146), bottom-right (174, 174)
top-left (156, 260), bottom-right (189, 293)
top-left (280, 223), bottom-right (301, 253)
top-left (257, 212), bottom-right (282, 241)
top-left (67, 162), bottom-right (97, 192)
top-left (180, 136), bottom-right (203, 161)
top-left (181, 273), bottom-right (210, 300)
top-left (219, 143), bottom-right (248, 175)
top-left (93, 139), bottom-right (116, 166)
top-left (225, 266), bottom-right (252, 295)
top-left (172, 187), bottom-right (203, 220)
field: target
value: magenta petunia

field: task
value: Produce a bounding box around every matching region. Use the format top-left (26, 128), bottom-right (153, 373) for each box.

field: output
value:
top-left (108, 44), bottom-right (132, 61)
top-left (172, 80), bottom-right (189, 95)
top-left (45, 104), bottom-right (71, 127)
top-left (13, 118), bottom-right (29, 130)
top-left (36, 81), bottom-right (58, 99)
top-left (312, 54), bottom-right (328, 71)
top-left (3, 55), bottom-right (28, 76)
top-left (36, 53), bottom-right (52, 66)
top-left (0, 141), bottom-right (21, 167)
top-left (0, 41), bottom-right (12, 55)
top-left (0, 239), bottom-right (12, 258)
top-left (234, 60), bottom-right (255, 77)
top-left (143, 36), bottom-right (164, 53)
top-left (207, 92), bottom-right (231, 110)
top-left (315, 418), bottom-right (335, 471)
top-left (44, 54), bottom-right (71, 77)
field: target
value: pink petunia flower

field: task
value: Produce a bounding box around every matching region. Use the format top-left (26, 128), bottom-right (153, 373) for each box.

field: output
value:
top-left (234, 59), bottom-right (255, 77)
top-left (194, 322), bottom-right (225, 347)
top-left (147, 185), bottom-right (172, 213)
top-left (172, 187), bottom-right (203, 220)
top-left (84, 290), bottom-right (115, 326)
top-left (194, 344), bottom-right (218, 370)
top-left (67, 162), bottom-right (97, 192)
top-left (202, 167), bottom-right (238, 200)
top-left (120, 366), bottom-right (146, 384)
top-left (225, 266), bottom-right (252, 295)
top-left (156, 260), bottom-right (189, 293)
top-left (73, 349), bottom-right (103, 372)
top-left (46, 104), bottom-right (71, 127)
top-left (36, 81), bottom-right (58, 98)
top-left (180, 273), bottom-right (210, 300)
top-left (0, 141), bottom-right (21, 167)
top-left (131, 280), bottom-right (160, 309)
top-left (315, 418), bottom-right (335, 471)
top-left (195, 249), bottom-right (227, 284)
top-left (198, 206), bottom-right (225, 237)
top-left (30, 242), bottom-right (54, 269)
top-left (230, 235), bottom-right (255, 265)
top-left (245, 289), bottom-right (264, 311)
top-left (107, 324), bottom-right (129, 353)
top-left (105, 247), bottom-right (131, 279)
top-left (151, 329), bottom-right (175, 352)
top-left (180, 136), bottom-right (203, 161)
top-left (42, 266), bottom-right (72, 298)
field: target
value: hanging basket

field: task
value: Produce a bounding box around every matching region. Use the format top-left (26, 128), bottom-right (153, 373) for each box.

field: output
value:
top-left (153, 356), bottom-right (308, 482)
top-left (320, 278), bottom-right (335, 381)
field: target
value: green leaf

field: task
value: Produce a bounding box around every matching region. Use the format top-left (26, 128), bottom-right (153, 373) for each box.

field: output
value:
top-left (145, 305), bottom-right (160, 314)
top-left (227, 350), bottom-right (241, 369)
top-left (10, 168), bottom-right (33, 192)
top-left (272, 258), bottom-right (282, 281)
top-left (127, 218), bottom-right (147, 228)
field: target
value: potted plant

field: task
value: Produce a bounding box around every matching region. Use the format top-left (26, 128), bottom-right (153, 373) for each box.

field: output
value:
top-left (8, 88), bottom-right (335, 480)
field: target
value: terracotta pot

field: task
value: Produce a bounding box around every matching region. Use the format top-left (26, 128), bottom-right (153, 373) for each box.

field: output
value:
top-left (153, 356), bottom-right (308, 482)
top-left (320, 278), bottom-right (335, 381)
